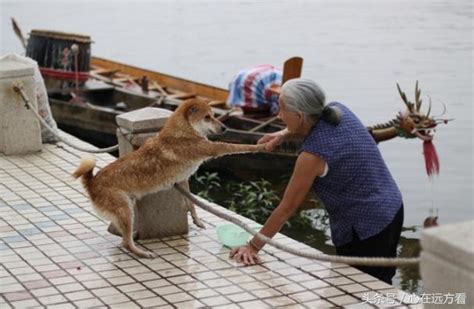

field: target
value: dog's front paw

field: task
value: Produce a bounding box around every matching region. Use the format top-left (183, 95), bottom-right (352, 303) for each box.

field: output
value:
top-left (194, 219), bottom-right (206, 229)
top-left (137, 250), bottom-right (156, 259)
top-left (256, 143), bottom-right (268, 152)
top-left (143, 251), bottom-right (156, 259)
top-left (129, 246), bottom-right (156, 259)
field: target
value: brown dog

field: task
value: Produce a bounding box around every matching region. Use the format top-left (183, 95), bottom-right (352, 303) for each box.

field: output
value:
top-left (72, 99), bottom-right (266, 258)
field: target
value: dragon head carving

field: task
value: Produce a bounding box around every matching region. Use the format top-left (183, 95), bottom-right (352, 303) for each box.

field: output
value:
top-left (396, 81), bottom-right (454, 176)
top-left (369, 82), bottom-right (452, 177)
top-left (395, 81), bottom-right (450, 141)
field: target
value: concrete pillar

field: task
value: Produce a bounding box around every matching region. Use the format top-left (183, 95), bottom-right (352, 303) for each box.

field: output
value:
top-left (0, 54), bottom-right (42, 155)
top-left (420, 220), bottom-right (473, 308)
top-left (108, 107), bottom-right (190, 239)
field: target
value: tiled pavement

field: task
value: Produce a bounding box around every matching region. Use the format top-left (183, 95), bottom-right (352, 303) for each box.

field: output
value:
top-left (0, 133), bottom-right (420, 308)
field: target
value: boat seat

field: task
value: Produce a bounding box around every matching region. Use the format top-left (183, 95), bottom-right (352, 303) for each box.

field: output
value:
top-left (269, 57), bottom-right (303, 95)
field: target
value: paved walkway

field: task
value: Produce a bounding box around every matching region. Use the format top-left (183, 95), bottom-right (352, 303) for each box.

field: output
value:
top-left (0, 133), bottom-right (419, 308)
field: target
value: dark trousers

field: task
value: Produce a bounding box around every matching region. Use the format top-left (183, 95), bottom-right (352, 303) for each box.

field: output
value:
top-left (335, 205), bottom-right (404, 285)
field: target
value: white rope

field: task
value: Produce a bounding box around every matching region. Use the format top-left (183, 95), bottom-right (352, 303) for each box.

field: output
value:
top-left (174, 184), bottom-right (420, 267)
top-left (13, 82), bottom-right (119, 154)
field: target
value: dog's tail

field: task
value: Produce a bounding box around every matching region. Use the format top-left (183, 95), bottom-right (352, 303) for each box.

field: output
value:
top-left (72, 155), bottom-right (96, 190)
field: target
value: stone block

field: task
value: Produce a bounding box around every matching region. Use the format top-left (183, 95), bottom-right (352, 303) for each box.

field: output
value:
top-left (420, 221), bottom-right (473, 308)
top-left (109, 107), bottom-right (189, 239)
top-left (107, 183), bottom-right (189, 239)
top-left (116, 107), bottom-right (172, 133)
top-left (116, 128), bottom-right (155, 157)
top-left (0, 54), bottom-right (42, 155)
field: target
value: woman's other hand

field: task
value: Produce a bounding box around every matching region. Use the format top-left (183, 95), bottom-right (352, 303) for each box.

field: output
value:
top-left (229, 245), bottom-right (261, 266)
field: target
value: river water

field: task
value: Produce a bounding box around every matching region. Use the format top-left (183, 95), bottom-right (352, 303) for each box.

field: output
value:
top-left (1, 0), bottom-right (472, 293)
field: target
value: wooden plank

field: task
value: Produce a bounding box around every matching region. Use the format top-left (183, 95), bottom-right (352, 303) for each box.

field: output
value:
top-left (249, 116), bottom-right (279, 132)
top-left (168, 93), bottom-right (197, 100)
top-left (90, 68), bottom-right (106, 74)
top-left (90, 68), bottom-right (119, 76)
top-left (113, 77), bottom-right (131, 82)
top-left (127, 77), bottom-right (140, 87)
top-left (164, 88), bottom-right (180, 95)
top-left (148, 85), bottom-right (162, 91)
top-left (150, 81), bottom-right (167, 95)
top-left (89, 71), bottom-right (125, 87)
top-left (207, 100), bottom-right (227, 107)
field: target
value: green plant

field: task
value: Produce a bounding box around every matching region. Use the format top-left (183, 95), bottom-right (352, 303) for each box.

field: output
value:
top-left (223, 179), bottom-right (314, 230)
top-left (225, 179), bottom-right (279, 223)
top-left (192, 171), bottom-right (221, 202)
top-left (191, 171), bottom-right (316, 230)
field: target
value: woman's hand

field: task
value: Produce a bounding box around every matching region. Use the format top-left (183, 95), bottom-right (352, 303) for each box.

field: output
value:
top-left (257, 129), bottom-right (288, 152)
top-left (229, 244), bottom-right (261, 266)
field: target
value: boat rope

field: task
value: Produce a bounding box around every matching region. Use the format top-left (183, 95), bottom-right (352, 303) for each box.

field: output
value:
top-left (13, 82), bottom-right (119, 154)
top-left (174, 183), bottom-right (420, 267)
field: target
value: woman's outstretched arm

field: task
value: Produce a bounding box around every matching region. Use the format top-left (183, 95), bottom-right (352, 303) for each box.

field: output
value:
top-left (229, 151), bottom-right (326, 265)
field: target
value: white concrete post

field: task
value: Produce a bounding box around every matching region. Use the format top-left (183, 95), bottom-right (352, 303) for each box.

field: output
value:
top-left (420, 220), bottom-right (474, 308)
top-left (0, 54), bottom-right (42, 155)
top-left (107, 107), bottom-right (190, 239)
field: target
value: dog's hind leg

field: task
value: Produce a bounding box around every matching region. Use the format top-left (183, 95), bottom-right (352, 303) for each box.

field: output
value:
top-left (178, 181), bottom-right (205, 229)
top-left (107, 220), bottom-right (139, 240)
top-left (110, 194), bottom-right (155, 258)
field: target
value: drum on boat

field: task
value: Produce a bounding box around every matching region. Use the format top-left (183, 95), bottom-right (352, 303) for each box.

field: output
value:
top-left (26, 29), bottom-right (92, 89)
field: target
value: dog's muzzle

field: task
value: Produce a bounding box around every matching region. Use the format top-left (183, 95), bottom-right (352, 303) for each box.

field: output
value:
top-left (210, 123), bottom-right (228, 136)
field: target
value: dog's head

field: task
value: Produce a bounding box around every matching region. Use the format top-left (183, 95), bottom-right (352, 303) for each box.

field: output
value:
top-left (181, 99), bottom-right (225, 137)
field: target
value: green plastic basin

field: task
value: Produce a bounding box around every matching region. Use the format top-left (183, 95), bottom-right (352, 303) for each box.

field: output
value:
top-left (216, 223), bottom-right (261, 248)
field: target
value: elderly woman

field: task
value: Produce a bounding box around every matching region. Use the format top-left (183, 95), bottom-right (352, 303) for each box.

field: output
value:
top-left (229, 78), bottom-right (404, 284)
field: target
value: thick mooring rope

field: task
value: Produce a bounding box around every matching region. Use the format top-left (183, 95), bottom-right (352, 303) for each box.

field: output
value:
top-left (13, 82), bottom-right (119, 153)
top-left (174, 184), bottom-right (420, 267)
top-left (13, 81), bottom-right (419, 267)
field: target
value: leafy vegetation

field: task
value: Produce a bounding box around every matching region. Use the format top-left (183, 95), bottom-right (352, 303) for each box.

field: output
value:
top-left (192, 171), bottom-right (221, 202)
top-left (191, 171), bottom-right (319, 229)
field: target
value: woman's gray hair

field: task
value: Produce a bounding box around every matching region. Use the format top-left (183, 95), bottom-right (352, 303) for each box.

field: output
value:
top-left (280, 78), bottom-right (341, 125)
